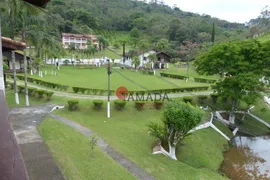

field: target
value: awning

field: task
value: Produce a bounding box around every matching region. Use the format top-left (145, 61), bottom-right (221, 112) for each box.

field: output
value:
top-left (2, 37), bottom-right (26, 51)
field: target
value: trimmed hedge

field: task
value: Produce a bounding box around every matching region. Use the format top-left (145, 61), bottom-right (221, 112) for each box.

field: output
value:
top-left (197, 95), bottom-right (208, 104)
top-left (36, 89), bottom-right (45, 98)
top-left (154, 101), bottom-right (164, 110)
top-left (28, 87), bottom-right (37, 96)
top-left (135, 101), bottom-right (145, 111)
top-left (12, 74), bottom-right (69, 91)
top-left (183, 96), bottom-right (193, 103)
top-left (68, 99), bottom-right (79, 111)
top-left (72, 86), bottom-right (115, 95)
top-left (160, 73), bottom-right (186, 80)
top-left (210, 93), bottom-right (219, 104)
top-left (141, 70), bottom-right (154, 75)
top-left (114, 100), bottom-right (127, 111)
top-left (93, 100), bottom-right (104, 110)
top-left (45, 91), bottom-right (54, 100)
top-left (194, 78), bottom-right (217, 84)
top-left (17, 85), bottom-right (25, 93)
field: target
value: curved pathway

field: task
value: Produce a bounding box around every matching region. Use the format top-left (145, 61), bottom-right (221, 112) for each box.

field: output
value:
top-left (49, 113), bottom-right (157, 180)
top-left (10, 104), bottom-right (156, 180)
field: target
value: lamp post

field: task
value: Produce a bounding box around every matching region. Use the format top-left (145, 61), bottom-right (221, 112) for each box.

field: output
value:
top-left (107, 59), bottom-right (111, 118)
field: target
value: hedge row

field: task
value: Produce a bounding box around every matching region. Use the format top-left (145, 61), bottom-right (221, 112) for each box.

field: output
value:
top-left (8, 74), bottom-right (69, 91)
top-left (127, 86), bottom-right (209, 94)
top-left (7, 83), bottom-right (54, 100)
top-left (72, 87), bottom-right (115, 95)
top-left (68, 99), bottom-right (165, 111)
top-left (160, 73), bottom-right (186, 80)
top-left (141, 70), bottom-right (154, 75)
top-left (194, 78), bottom-right (216, 84)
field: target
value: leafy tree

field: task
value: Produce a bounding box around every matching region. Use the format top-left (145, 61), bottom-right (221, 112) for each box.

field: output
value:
top-left (132, 56), bottom-right (140, 71)
top-left (156, 38), bottom-right (169, 52)
top-left (148, 101), bottom-right (203, 160)
top-left (129, 28), bottom-right (141, 47)
top-left (195, 40), bottom-right (270, 124)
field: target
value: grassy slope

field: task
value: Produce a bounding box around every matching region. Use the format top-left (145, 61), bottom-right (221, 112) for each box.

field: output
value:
top-left (257, 33), bottom-right (270, 43)
top-left (54, 100), bottom-right (228, 180)
top-left (29, 66), bottom-right (209, 91)
top-left (39, 118), bottom-right (136, 180)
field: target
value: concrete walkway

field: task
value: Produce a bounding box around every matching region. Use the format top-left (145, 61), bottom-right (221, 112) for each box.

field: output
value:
top-left (9, 104), bottom-right (65, 180)
top-left (49, 114), bottom-right (157, 180)
top-left (8, 79), bottom-right (212, 100)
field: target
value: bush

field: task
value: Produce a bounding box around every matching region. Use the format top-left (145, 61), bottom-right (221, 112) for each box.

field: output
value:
top-left (72, 87), bottom-right (80, 93)
top-left (183, 96), bottom-right (193, 103)
top-left (63, 59), bottom-right (70, 65)
top-left (45, 91), bottom-right (54, 101)
top-left (36, 89), bottom-right (45, 98)
top-left (210, 93), bottom-right (218, 104)
top-left (28, 87), bottom-right (36, 96)
top-left (194, 78), bottom-right (216, 84)
top-left (17, 85), bottom-right (24, 93)
top-left (68, 99), bottom-right (79, 111)
top-left (197, 95), bottom-right (208, 104)
top-left (93, 100), bottom-right (104, 110)
top-left (154, 101), bottom-right (164, 110)
top-left (160, 73), bottom-right (186, 80)
top-left (135, 101), bottom-right (145, 111)
top-left (114, 100), bottom-right (127, 111)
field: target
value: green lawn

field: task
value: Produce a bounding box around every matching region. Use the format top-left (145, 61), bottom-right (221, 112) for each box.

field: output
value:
top-left (39, 118), bottom-right (136, 180)
top-left (53, 100), bottom-right (228, 180)
top-left (165, 63), bottom-right (218, 80)
top-left (29, 66), bottom-right (209, 92)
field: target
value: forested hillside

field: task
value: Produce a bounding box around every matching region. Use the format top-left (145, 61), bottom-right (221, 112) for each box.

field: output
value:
top-left (47, 0), bottom-right (248, 44)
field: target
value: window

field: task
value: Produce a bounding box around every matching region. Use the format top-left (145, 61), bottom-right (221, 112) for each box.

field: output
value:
top-left (143, 57), bottom-right (147, 61)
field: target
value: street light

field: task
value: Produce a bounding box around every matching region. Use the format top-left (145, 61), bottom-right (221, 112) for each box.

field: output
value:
top-left (107, 59), bottom-right (111, 118)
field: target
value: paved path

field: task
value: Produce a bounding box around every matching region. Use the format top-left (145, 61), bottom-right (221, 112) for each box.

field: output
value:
top-left (7, 79), bottom-right (212, 100)
top-left (49, 114), bottom-right (157, 180)
top-left (9, 104), bottom-right (65, 180)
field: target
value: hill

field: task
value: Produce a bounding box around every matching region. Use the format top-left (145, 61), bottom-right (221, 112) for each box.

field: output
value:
top-left (46, 0), bottom-right (248, 44)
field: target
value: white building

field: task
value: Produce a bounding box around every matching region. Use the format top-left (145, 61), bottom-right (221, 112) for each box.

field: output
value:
top-left (121, 50), bottom-right (171, 69)
top-left (62, 33), bottom-right (99, 49)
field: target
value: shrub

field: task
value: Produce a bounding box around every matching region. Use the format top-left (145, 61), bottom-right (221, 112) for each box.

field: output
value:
top-left (36, 89), bottom-right (45, 98)
top-left (72, 87), bottom-right (80, 93)
top-left (93, 100), bottom-right (104, 110)
top-left (183, 96), bottom-right (193, 103)
top-left (63, 59), bottom-right (70, 65)
top-left (45, 91), bottom-right (54, 101)
top-left (154, 101), bottom-right (164, 110)
top-left (160, 73), bottom-right (186, 80)
top-left (197, 95), bottom-right (208, 104)
top-left (68, 99), bottom-right (79, 111)
top-left (17, 85), bottom-right (25, 93)
top-left (28, 87), bottom-right (36, 96)
top-left (135, 101), bottom-right (145, 111)
top-left (210, 93), bottom-right (219, 104)
top-left (114, 100), bottom-right (127, 111)
top-left (194, 78), bottom-right (216, 84)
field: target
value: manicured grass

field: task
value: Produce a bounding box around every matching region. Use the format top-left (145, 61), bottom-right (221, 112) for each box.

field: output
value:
top-left (251, 99), bottom-right (270, 124)
top-left (38, 118), bottom-right (136, 180)
top-left (213, 120), bottom-right (234, 138)
top-left (54, 100), bottom-right (228, 180)
top-left (165, 63), bottom-right (218, 79)
top-left (30, 66), bottom-right (210, 92)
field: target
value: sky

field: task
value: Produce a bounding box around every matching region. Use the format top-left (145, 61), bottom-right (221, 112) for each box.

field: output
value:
top-left (164, 0), bottom-right (269, 23)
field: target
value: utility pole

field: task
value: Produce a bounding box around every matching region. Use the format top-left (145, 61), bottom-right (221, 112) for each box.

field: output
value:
top-left (107, 59), bottom-right (111, 118)
top-left (122, 42), bottom-right (125, 66)
top-left (0, 18), bottom-right (5, 95)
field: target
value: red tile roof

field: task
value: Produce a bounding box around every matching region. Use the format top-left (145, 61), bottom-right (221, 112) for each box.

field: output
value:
top-left (2, 37), bottom-right (26, 51)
